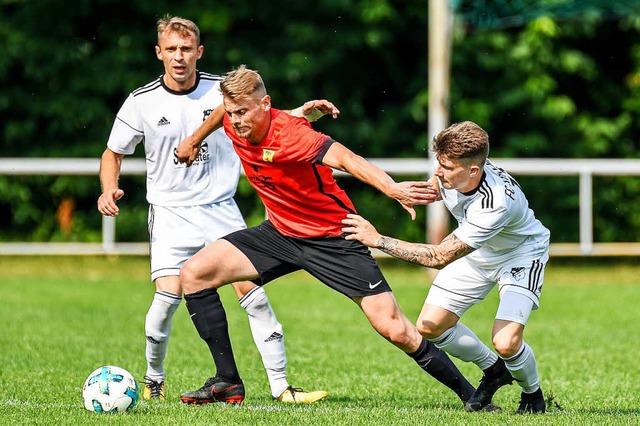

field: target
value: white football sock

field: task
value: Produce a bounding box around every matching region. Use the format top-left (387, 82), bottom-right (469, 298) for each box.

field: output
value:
top-left (430, 322), bottom-right (498, 370)
top-left (503, 341), bottom-right (540, 393)
top-left (239, 286), bottom-right (288, 398)
top-left (145, 291), bottom-right (181, 382)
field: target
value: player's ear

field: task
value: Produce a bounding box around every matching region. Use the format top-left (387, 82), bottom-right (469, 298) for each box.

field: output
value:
top-left (261, 95), bottom-right (271, 111)
top-left (155, 45), bottom-right (162, 60)
top-left (469, 163), bottom-right (481, 177)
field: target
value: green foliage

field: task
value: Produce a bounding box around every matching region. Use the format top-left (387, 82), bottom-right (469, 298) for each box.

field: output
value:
top-left (1, 1), bottom-right (640, 244)
top-left (450, 10), bottom-right (640, 242)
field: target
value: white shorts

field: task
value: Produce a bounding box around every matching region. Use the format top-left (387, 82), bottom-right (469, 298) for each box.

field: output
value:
top-left (148, 199), bottom-right (246, 281)
top-left (425, 249), bottom-right (548, 322)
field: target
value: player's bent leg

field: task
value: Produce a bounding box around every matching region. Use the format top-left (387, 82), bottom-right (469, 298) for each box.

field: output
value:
top-left (417, 306), bottom-right (511, 412)
top-left (356, 292), bottom-right (476, 405)
top-left (180, 240), bottom-right (257, 404)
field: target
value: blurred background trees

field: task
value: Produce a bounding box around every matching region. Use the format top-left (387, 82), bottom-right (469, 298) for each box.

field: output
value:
top-left (1, 0), bottom-right (639, 244)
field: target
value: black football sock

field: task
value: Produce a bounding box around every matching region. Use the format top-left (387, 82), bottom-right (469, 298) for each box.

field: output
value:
top-left (184, 288), bottom-right (241, 383)
top-left (409, 337), bottom-right (475, 402)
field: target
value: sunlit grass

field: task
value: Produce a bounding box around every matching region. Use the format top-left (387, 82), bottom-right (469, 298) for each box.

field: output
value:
top-left (0, 256), bottom-right (638, 425)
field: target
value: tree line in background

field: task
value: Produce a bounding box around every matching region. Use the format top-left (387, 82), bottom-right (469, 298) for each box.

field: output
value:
top-left (1, 0), bottom-right (639, 244)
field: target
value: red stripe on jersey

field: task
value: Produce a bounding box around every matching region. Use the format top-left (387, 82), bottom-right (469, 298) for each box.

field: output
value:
top-left (224, 109), bottom-right (356, 237)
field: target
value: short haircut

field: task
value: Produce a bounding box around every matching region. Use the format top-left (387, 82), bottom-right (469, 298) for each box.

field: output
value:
top-left (432, 121), bottom-right (489, 166)
top-left (156, 14), bottom-right (200, 44)
top-left (220, 65), bottom-right (267, 101)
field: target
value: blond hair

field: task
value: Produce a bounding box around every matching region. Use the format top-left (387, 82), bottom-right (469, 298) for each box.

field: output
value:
top-left (156, 14), bottom-right (200, 44)
top-left (220, 65), bottom-right (267, 101)
top-left (432, 121), bottom-right (489, 166)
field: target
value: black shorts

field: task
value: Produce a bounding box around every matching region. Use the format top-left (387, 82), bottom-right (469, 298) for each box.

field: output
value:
top-left (222, 220), bottom-right (392, 298)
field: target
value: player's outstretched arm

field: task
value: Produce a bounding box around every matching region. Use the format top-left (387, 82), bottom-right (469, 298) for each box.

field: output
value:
top-left (342, 214), bottom-right (475, 269)
top-left (322, 142), bottom-right (439, 219)
top-left (288, 99), bottom-right (340, 121)
top-left (97, 149), bottom-right (125, 217)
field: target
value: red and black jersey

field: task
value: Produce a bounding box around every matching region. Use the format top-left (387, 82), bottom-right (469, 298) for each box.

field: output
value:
top-left (223, 108), bottom-right (356, 237)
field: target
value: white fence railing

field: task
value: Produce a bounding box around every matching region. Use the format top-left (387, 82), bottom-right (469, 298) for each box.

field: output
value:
top-left (1, 157), bottom-right (640, 256)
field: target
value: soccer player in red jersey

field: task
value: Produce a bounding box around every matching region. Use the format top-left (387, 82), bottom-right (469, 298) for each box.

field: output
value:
top-left (175, 65), bottom-right (493, 409)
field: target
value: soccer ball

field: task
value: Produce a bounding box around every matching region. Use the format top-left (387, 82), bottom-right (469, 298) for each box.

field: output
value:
top-left (82, 366), bottom-right (139, 413)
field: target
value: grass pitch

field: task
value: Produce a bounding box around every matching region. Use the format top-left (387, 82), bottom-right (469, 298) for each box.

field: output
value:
top-left (0, 256), bottom-right (639, 425)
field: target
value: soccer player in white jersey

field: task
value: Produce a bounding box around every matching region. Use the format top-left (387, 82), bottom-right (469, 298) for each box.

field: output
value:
top-left (97, 15), bottom-right (336, 405)
top-left (342, 121), bottom-right (550, 414)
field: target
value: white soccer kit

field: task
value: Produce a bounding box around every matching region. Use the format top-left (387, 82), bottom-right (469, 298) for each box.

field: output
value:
top-left (105, 72), bottom-right (246, 279)
top-left (107, 72), bottom-right (240, 206)
top-left (427, 159), bottom-right (550, 320)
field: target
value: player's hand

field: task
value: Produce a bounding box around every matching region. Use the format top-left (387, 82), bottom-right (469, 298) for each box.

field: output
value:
top-left (301, 100), bottom-right (340, 121)
top-left (342, 214), bottom-right (382, 247)
top-left (97, 189), bottom-right (124, 216)
top-left (387, 180), bottom-right (440, 220)
top-left (176, 135), bottom-right (201, 167)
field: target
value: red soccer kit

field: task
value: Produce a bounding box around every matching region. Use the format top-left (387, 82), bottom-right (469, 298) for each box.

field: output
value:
top-left (223, 108), bottom-right (356, 238)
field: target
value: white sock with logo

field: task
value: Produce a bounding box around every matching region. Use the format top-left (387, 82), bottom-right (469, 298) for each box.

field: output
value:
top-left (239, 286), bottom-right (288, 398)
top-left (503, 341), bottom-right (540, 393)
top-left (430, 322), bottom-right (498, 370)
top-left (145, 291), bottom-right (181, 381)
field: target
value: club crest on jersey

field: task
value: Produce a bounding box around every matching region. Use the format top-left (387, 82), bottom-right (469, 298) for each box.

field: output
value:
top-left (202, 109), bottom-right (213, 122)
top-left (262, 149), bottom-right (276, 163)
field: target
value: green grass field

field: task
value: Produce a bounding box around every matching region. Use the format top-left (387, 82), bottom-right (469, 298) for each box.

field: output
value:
top-left (0, 256), bottom-right (638, 425)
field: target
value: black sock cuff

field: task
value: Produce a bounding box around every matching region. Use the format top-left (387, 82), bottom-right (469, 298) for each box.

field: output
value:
top-left (408, 337), bottom-right (430, 360)
top-left (184, 287), bottom-right (219, 301)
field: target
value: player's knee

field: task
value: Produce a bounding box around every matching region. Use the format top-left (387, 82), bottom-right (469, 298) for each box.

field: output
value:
top-left (179, 261), bottom-right (200, 293)
top-left (416, 319), bottom-right (444, 340)
top-left (492, 333), bottom-right (521, 358)
top-left (382, 320), bottom-right (415, 348)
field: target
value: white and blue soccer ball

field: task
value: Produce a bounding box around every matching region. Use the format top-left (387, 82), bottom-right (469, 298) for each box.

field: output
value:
top-left (82, 365), bottom-right (139, 413)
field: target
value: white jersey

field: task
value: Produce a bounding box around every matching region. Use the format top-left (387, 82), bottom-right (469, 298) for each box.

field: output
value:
top-left (438, 159), bottom-right (550, 267)
top-left (106, 71), bottom-right (240, 206)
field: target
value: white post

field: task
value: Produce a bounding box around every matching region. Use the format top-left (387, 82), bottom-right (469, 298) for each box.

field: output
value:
top-left (427, 0), bottom-right (452, 244)
top-left (102, 215), bottom-right (116, 253)
top-left (579, 170), bottom-right (593, 254)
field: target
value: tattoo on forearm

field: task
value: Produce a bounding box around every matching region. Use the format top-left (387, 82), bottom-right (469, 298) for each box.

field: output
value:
top-left (377, 233), bottom-right (474, 269)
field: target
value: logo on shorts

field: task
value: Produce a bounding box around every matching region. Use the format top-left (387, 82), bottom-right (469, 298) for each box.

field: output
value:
top-left (262, 149), bottom-right (276, 162)
top-left (369, 280), bottom-right (383, 289)
top-left (510, 267), bottom-right (526, 281)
